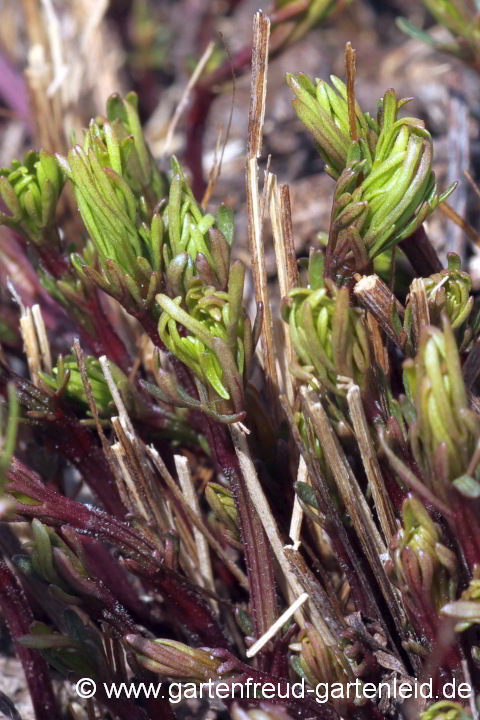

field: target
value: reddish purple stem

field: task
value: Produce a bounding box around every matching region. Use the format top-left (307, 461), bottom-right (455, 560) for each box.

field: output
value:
top-left (0, 557), bottom-right (60, 720)
top-left (205, 418), bottom-right (278, 669)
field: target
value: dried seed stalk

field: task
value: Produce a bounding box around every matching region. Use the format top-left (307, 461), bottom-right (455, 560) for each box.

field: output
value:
top-left (230, 422), bottom-right (336, 643)
top-left (408, 278), bottom-right (430, 352)
top-left (440, 201), bottom-right (480, 246)
top-left (99, 354), bottom-right (173, 531)
top-left (301, 389), bottom-right (408, 658)
top-left (366, 313), bottom-right (390, 375)
top-left (31, 305), bottom-right (52, 374)
top-left (268, 172), bottom-right (297, 405)
top-left (162, 41), bottom-right (215, 159)
top-left (345, 42), bottom-right (357, 142)
top-left (246, 12), bottom-right (278, 411)
top-left (246, 592), bottom-right (310, 658)
top-left (20, 306), bottom-right (42, 387)
top-left (345, 383), bottom-right (397, 543)
top-left (289, 456), bottom-right (307, 547)
top-left (111, 417), bottom-right (171, 533)
top-left (281, 393), bottom-right (377, 616)
top-left (174, 454), bottom-right (217, 610)
top-left (247, 11), bottom-right (270, 160)
top-left (283, 545), bottom-right (345, 637)
top-left (146, 445), bottom-right (249, 591)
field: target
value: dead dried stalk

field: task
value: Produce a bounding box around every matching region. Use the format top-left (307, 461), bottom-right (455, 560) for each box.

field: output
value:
top-left (268, 172), bottom-right (297, 404)
top-left (407, 278), bottom-right (430, 352)
top-left (301, 388), bottom-right (409, 658)
top-left (146, 445), bottom-right (249, 591)
top-left (246, 12), bottom-right (279, 412)
top-left (345, 383), bottom-right (397, 543)
top-left (354, 274), bottom-right (406, 350)
top-left (174, 454), bottom-right (218, 611)
top-left (345, 42), bottom-right (357, 142)
top-left (230, 422), bottom-right (336, 643)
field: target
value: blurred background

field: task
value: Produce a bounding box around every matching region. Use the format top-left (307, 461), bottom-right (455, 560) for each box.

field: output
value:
top-left (0, 1), bottom-right (478, 716)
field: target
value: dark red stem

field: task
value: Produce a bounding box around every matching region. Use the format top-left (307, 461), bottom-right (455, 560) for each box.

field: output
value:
top-left (0, 556), bottom-right (60, 720)
top-left (83, 290), bottom-right (133, 375)
top-left (125, 558), bottom-right (229, 648)
top-left (0, 361), bottom-right (127, 518)
top-left (7, 457), bottom-right (155, 557)
top-left (399, 225), bottom-right (443, 276)
top-left (36, 243), bottom-right (71, 279)
top-left (447, 490), bottom-right (480, 573)
top-left (210, 649), bottom-right (340, 719)
top-left (205, 419), bottom-right (278, 665)
top-left (80, 536), bottom-right (164, 630)
top-left (94, 688), bottom-right (150, 720)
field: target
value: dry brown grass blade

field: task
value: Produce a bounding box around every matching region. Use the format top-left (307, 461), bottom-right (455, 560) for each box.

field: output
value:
top-left (283, 545), bottom-right (345, 636)
top-left (111, 422), bottom-right (153, 523)
top-left (465, 170), bottom-right (480, 200)
top-left (98, 356), bottom-right (182, 551)
top-left (23, 0), bottom-right (71, 163)
top-left (268, 172), bottom-right (296, 405)
top-left (73, 340), bottom-right (158, 533)
top-left (246, 592), bottom-right (309, 658)
top-left (354, 274), bottom-right (406, 350)
top-left (300, 388), bottom-right (409, 660)
top-left (230, 422), bottom-right (336, 643)
top-left (345, 42), bottom-right (357, 142)
top-left (407, 278), bottom-right (430, 352)
top-left (289, 456), bottom-right (307, 546)
top-left (23, 0), bottom-right (46, 45)
top-left (280, 185), bottom-right (298, 293)
top-left (146, 445), bottom-right (249, 591)
top-left (31, 305), bottom-right (52, 374)
top-left (247, 12), bottom-right (270, 160)
top-left (111, 417), bottom-right (172, 533)
top-left (301, 390), bottom-right (386, 557)
top-left (17, 303), bottom-right (51, 388)
top-left (174, 454), bottom-right (218, 612)
top-left (99, 356), bottom-right (134, 434)
top-left (97, 356), bottom-right (200, 568)
top-left (19, 307), bottom-right (42, 388)
top-left (73, 340), bottom-right (119, 476)
top-left (345, 383), bottom-right (397, 544)
top-left (366, 313), bottom-right (390, 376)
top-left (246, 11), bottom-right (279, 413)
top-left (281, 393), bottom-right (378, 613)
